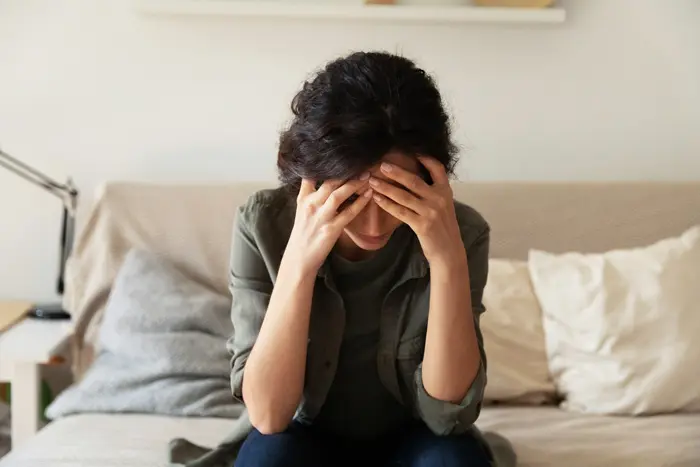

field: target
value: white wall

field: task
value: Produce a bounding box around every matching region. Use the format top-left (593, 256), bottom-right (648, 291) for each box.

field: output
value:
top-left (0, 0), bottom-right (698, 302)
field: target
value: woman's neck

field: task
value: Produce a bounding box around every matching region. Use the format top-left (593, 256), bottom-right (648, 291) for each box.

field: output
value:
top-left (335, 232), bottom-right (377, 262)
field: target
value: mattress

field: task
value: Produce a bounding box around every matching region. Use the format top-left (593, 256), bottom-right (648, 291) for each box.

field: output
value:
top-left (0, 407), bottom-right (698, 467)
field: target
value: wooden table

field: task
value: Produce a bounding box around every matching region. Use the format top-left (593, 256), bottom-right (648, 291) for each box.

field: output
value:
top-left (0, 302), bottom-right (31, 333)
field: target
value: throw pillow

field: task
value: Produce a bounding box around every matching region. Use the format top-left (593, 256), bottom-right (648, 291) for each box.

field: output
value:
top-left (46, 248), bottom-right (243, 419)
top-left (528, 225), bottom-right (700, 415)
top-left (481, 259), bottom-right (557, 404)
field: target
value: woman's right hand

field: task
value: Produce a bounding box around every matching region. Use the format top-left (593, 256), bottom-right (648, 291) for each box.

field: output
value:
top-left (285, 175), bottom-right (373, 275)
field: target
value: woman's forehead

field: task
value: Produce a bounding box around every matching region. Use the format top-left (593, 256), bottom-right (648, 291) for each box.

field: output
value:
top-left (369, 150), bottom-right (420, 177)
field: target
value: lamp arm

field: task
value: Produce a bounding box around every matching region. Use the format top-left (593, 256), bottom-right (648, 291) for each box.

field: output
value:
top-left (0, 147), bottom-right (79, 296)
top-left (0, 148), bottom-right (78, 213)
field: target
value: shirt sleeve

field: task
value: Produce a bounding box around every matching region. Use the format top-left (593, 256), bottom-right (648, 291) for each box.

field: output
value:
top-left (413, 224), bottom-right (490, 436)
top-left (225, 204), bottom-right (274, 404)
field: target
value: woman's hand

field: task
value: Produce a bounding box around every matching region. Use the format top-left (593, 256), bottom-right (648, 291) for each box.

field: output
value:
top-left (286, 176), bottom-right (373, 275)
top-left (369, 157), bottom-right (465, 269)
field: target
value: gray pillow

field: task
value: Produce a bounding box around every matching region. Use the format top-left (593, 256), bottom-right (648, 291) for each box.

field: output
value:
top-left (46, 248), bottom-right (243, 420)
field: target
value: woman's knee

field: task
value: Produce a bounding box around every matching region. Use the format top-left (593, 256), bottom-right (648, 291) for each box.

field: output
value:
top-left (395, 429), bottom-right (492, 467)
top-left (234, 424), bottom-right (325, 467)
top-left (413, 439), bottom-right (491, 467)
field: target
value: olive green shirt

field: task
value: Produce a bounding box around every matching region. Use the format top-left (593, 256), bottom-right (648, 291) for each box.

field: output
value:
top-left (314, 225), bottom-right (415, 439)
top-left (226, 186), bottom-right (490, 437)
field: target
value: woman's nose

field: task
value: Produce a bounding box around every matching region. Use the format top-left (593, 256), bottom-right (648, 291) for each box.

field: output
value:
top-left (361, 201), bottom-right (384, 236)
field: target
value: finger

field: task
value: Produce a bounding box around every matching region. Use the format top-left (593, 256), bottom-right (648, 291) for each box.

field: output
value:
top-left (320, 178), bottom-right (370, 215)
top-left (379, 162), bottom-right (434, 198)
top-left (373, 192), bottom-right (420, 227)
top-left (298, 179), bottom-right (316, 198)
top-left (311, 179), bottom-right (343, 204)
top-left (368, 176), bottom-right (427, 215)
top-left (418, 156), bottom-right (449, 185)
top-left (331, 188), bottom-right (373, 228)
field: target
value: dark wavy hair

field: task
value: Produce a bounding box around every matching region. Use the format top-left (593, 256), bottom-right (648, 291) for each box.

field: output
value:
top-left (277, 51), bottom-right (459, 194)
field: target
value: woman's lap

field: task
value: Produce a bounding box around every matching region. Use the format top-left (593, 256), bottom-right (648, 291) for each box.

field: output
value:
top-left (388, 423), bottom-right (492, 467)
top-left (234, 422), bottom-right (327, 467)
top-left (234, 421), bottom-right (491, 467)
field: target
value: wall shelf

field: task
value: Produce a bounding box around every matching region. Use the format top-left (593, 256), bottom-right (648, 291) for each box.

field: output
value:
top-left (134, 1), bottom-right (566, 24)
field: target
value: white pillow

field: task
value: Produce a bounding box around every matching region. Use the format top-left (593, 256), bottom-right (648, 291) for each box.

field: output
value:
top-left (528, 225), bottom-right (700, 415)
top-left (481, 259), bottom-right (557, 404)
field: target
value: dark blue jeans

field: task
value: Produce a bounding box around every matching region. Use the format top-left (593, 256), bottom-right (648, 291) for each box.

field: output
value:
top-left (234, 421), bottom-right (492, 467)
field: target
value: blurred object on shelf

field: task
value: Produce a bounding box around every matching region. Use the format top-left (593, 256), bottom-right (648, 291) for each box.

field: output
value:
top-left (474, 0), bottom-right (555, 7)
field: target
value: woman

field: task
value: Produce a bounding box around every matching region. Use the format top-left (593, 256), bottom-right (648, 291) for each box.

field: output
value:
top-left (227, 51), bottom-right (492, 467)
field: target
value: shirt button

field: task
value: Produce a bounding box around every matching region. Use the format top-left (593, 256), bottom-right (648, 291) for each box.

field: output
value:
top-left (324, 360), bottom-right (332, 369)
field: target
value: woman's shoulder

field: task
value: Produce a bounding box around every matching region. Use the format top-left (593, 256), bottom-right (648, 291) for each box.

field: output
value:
top-left (238, 185), bottom-right (292, 211)
top-left (234, 186), bottom-right (296, 239)
top-left (453, 200), bottom-right (490, 243)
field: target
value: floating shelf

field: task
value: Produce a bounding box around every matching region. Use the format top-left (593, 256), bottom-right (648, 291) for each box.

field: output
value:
top-left (134, 1), bottom-right (566, 24)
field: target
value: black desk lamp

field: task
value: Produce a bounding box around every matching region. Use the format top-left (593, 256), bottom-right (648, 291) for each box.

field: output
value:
top-left (0, 147), bottom-right (77, 320)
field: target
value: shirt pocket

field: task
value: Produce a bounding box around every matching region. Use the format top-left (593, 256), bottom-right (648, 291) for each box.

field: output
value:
top-left (396, 333), bottom-right (425, 396)
top-left (396, 333), bottom-right (425, 360)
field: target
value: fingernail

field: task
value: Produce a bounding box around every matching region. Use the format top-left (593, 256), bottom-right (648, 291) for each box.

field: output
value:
top-left (369, 177), bottom-right (379, 186)
top-left (380, 163), bottom-right (392, 172)
top-left (364, 188), bottom-right (373, 198)
top-left (373, 194), bottom-right (382, 202)
top-left (359, 172), bottom-right (370, 180)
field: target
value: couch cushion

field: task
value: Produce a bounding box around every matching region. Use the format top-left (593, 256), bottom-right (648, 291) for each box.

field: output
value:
top-left (481, 259), bottom-right (556, 404)
top-left (0, 414), bottom-right (233, 467)
top-left (528, 225), bottom-right (700, 415)
top-left (477, 407), bottom-right (700, 467)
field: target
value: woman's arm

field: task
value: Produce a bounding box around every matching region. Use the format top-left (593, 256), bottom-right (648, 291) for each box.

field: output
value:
top-left (241, 257), bottom-right (316, 434)
top-left (416, 226), bottom-right (489, 434)
top-left (422, 252), bottom-right (481, 403)
top-left (230, 178), bottom-right (372, 435)
top-left (367, 156), bottom-right (489, 433)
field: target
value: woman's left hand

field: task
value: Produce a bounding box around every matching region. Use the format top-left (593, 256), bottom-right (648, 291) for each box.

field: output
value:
top-left (369, 156), bottom-right (466, 269)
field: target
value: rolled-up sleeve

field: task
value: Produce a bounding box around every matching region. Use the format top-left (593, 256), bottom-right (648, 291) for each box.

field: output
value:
top-left (225, 203), bottom-right (274, 404)
top-left (414, 225), bottom-right (490, 435)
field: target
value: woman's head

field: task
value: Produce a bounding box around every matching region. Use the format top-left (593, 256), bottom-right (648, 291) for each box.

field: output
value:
top-left (277, 51), bottom-right (459, 254)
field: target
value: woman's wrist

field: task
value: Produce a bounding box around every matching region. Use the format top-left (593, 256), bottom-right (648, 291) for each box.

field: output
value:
top-left (279, 251), bottom-right (319, 287)
top-left (429, 249), bottom-right (469, 280)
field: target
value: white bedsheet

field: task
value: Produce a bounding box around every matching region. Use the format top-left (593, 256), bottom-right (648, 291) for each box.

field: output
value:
top-left (0, 407), bottom-right (698, 467)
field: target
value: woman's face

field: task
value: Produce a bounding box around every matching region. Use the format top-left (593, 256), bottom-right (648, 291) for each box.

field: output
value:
top-left (337, 150), bottom-right (421, 258)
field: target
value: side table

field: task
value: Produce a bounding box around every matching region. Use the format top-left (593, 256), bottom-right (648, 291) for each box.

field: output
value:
top-left (0, 302), bottom-right (29, 334)
top-left (0, 302), bottom-right (73, 449)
